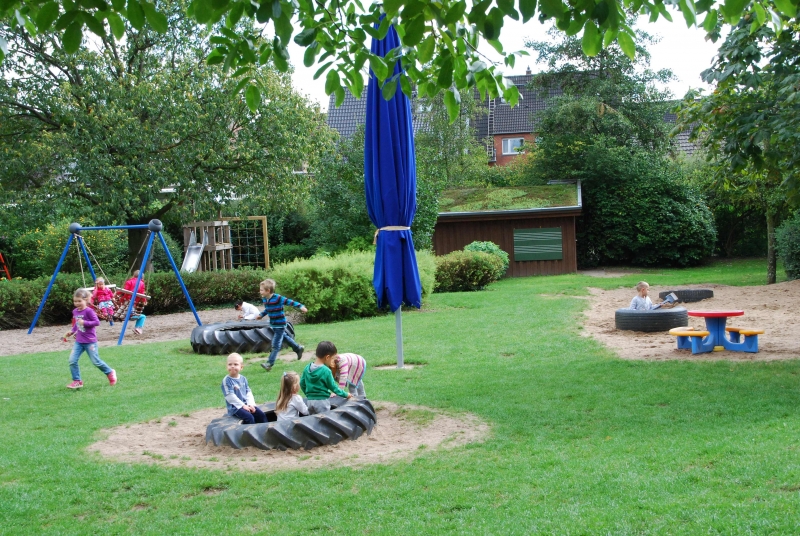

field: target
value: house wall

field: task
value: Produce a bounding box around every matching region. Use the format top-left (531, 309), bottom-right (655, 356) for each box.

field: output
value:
top-left (432, 212), bottom-right (578, 277)
top-left (493, 133), bottom-right (535, 167)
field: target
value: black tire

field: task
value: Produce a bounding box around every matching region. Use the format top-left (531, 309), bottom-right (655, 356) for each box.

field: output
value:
top-left (190, 321), bottom-right (296, 355)
top-left (615, 306), bottom-right (688, 332)
top-left (658, 289), bottom-right (714, 303)
top-left (205, 397), bottom-right (378, 451)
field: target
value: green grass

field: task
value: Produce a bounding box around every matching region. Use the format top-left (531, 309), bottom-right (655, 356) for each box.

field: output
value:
top-left (1, 258), bottom-right (799, 534)
top-left (439, 184), bottom-right (577, 213)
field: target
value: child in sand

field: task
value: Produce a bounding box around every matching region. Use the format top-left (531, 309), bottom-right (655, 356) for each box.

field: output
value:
top-left (221, 353), bottom-right (266, 424)
top-left (274, 371), bottom-right (308, 422)
top-left (91, 277), bottom-right (115, 320)
top-left (328, 344), bottom-right (367, 398)
top-left (64, 289), bottom-right (117, 389)
top-left (235, 300), bottom-right (260, 320)
top-left (256, 278), bottom-right (307, 371)
top-left (300, 341), bottom-right (352, 414)
top-left (629, 281), bottom-right (658, 310)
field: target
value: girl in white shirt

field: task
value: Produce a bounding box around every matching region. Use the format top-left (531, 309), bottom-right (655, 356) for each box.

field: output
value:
top-left (275, 371), bottom-right (308, 422)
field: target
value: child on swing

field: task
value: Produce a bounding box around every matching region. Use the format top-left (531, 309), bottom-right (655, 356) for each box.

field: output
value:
top-left (91, 277), bottom-right (115, 320)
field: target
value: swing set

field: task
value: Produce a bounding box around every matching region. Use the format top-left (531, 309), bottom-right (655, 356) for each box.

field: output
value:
top-left (28, 220), bottom-right (202, 345)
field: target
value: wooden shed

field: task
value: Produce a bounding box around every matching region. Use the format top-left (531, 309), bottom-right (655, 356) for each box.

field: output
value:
top-left (432, 182), bottom-right (582, 277)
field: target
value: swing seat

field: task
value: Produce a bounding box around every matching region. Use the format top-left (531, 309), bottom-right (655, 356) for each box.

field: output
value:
top-left (111, 288), bottom-right (150, 321)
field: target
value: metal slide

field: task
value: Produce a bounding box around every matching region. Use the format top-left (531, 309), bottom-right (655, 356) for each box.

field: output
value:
top-left (180, 230), bottom-right (207, 273)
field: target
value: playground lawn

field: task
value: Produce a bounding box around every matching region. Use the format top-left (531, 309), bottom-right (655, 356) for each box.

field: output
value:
top-left (1, 258), bottom-right (799, 534)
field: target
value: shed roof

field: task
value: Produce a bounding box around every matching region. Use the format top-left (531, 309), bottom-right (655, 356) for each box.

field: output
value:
top-left (438, 182), bottom-right (582, 219)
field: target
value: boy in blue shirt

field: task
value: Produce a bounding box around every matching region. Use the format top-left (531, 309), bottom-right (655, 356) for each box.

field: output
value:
top-left (256, 278), bottom-right (307, 371)
top-left (221, 353), bottom-right (266, 424)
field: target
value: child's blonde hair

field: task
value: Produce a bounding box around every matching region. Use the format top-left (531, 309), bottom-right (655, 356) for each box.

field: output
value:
top-left (635, 281), bottom-right (650, 292)
top-left (275, 371), bottom-right (299, 412)
top-left (73, 288), bottom-right (91, 300)
top-left (260, 278), bottom-right (276, 293)
top-left (95, 277), bottom-right (105, 284)
top-left (227, 352), bottom-right (243, 364)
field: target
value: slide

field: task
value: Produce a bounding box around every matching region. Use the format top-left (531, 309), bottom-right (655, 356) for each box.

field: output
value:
top-left (180, 230), bottom-right (207, 273)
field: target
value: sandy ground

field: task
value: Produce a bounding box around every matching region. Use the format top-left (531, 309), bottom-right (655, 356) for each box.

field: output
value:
top-left (0, 309), bottom-right (302, 357)
top-left (582, 281), bottom-right (800, 361)
top-left (88, 403), bottom-right (489, 472)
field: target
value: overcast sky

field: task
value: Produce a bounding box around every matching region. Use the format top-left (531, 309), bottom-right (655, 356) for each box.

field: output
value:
top-left (287, 16), bottom-right (723, 112)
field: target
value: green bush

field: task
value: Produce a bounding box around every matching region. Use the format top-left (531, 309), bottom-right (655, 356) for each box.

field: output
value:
top-left (434, 251), bottom-right (505, 292)
top-left (270, 243), bottom-right (315, 264)
top-left (0, 251), bottom-right (437, 329)
top-left (463, 241), bottom-right (509, 275)
top-left (777, 212), bottom-right (800, 280)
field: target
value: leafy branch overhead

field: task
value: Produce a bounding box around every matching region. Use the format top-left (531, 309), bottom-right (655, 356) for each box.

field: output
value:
top-left (2, 0), bottom-right (799, 116)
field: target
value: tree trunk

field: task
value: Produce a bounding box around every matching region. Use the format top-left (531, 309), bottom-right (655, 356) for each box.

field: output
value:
top-left (767, 211), bottom-right (777, 284)
top-left (127, 226), bottom-right (153, 273)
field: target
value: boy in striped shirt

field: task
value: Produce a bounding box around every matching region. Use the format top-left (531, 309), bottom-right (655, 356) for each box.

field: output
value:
top-left (256, 279), bottom-right (307, 371)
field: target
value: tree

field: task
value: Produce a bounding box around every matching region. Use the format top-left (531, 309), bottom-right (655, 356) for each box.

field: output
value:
top-left (0, 0), bottom-right (332, 265)
top-left (677, 14), bottom-right (798, 283)
top-left (2, 0), bottom-right (797, 120)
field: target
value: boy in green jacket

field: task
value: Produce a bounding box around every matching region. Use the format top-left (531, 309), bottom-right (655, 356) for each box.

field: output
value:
top-left (300, 341), bottom-right (352, 414)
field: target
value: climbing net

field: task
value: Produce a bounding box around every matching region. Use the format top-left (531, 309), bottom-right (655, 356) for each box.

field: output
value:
top-left (228, 217), bottom-right (268, 269)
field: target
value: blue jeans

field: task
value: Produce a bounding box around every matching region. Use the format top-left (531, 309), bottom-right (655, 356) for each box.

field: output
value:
top-left (69, 342), bottom-right (112, 381)
top-left (267, 327), bottom-right (301, 366)
top-left (134, 315), bottom-right (146, 329)
top-left (233, 406), bottom-right (267, 424)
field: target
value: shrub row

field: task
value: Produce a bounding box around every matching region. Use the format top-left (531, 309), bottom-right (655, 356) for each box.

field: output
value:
top-left (434, 251), bottom-right (505, 292)
top-left (0, 251), bottom-right (437, 329)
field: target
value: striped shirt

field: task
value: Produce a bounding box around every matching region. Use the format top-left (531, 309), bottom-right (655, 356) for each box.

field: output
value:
top-left (335, 353), bottom-right (367, 389)
top-left (259, 293), bottom-right (305, 327)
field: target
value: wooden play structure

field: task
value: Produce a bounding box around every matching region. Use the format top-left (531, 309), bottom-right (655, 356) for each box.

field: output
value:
top-left (182, 216), bottom-right (269, 272)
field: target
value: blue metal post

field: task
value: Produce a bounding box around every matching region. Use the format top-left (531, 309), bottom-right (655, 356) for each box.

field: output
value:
top-left (118, 232), bottom-right (155, 345)
top-left (76, 236), bottom-right (97, 283)
top-left (157, 232), bottom-right (202, 327)
top-left (28, 234), bottom-right (75, 334)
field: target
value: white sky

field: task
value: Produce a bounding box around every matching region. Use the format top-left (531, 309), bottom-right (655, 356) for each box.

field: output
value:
top-left (288, 15), bottom-right (723, 112)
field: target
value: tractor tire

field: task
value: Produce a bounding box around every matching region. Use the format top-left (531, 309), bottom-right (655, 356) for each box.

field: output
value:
top-left (205, 397), bottom-right (378, 451)
top-left (190, 321), bottom-right (295, 355)
top-left (615, 306), bottom-right (689, 332)
top-left (658, 289), bottom-right (714, 303)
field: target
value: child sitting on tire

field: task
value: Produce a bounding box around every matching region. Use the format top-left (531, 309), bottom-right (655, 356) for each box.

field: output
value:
top-left (630, 282), bottom-right (675, 310)
top-left (222, 353), bottom-right (266, 424)
top-left (275, 371), bottom-right (308, 422)
top-left (300, 341), bottom-right (352, 414)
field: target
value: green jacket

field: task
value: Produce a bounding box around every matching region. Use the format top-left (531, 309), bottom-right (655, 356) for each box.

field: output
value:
top-left (300, 363), bottom-right (349, 400)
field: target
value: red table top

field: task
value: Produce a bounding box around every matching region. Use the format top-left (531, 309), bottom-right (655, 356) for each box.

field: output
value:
top-left (688, 310), bottom-right (744, 317)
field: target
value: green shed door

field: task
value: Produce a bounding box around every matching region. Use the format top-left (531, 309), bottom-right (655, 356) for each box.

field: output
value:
top-left (513, 227), bottom-right (563, 261)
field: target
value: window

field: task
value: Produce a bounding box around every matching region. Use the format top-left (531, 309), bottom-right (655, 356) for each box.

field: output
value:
top-left (513, 227), bottom-right (563, 261)
top-left (502, 137), bottom-right (525, 155)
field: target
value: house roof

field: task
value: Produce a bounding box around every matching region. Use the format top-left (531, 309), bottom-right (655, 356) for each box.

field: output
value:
top-left (437, 182), bottom-right (582, 219)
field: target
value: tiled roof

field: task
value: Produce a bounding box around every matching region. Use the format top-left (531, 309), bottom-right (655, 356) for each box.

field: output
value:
top-left (327, 90), bottom-right (367, 139)
top-left (663, 112), bottom-right (699, 156)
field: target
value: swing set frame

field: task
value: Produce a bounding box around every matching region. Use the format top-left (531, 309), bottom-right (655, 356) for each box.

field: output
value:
top-left (28, 219), bottom-right (202, 345)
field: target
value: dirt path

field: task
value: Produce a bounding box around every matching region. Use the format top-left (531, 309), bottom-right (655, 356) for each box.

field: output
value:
top-left (581, 281), bottom-right (800, 361)
top-left (0, 308), bottom-right (302, 357)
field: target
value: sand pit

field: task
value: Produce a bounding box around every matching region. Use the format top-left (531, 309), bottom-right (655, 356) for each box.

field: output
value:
top-left (582, 281), bottom-right (800, 361)
top-left (88, 403), bottom-right (489, 472)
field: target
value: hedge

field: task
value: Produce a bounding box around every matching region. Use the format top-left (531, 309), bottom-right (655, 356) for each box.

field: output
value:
top-left (434, 251), bottom-right (505, 292)
top-left (0, 251), bottom-right (436, 329)
top-left (777, 212), bottom-right (800, 280)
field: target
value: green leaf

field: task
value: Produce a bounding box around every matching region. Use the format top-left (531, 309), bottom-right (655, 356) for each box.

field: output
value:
top-left (106, 12), bottom-right (124, 39)
top-left (773, 0), bottom-right (797, 17)
top-left (722, 0), bottom-right (748, 22)
top-left (383, 0), bottom-right (404, 15)
top-left (325, 68), bottom-right (339, 95)
top-left (504, 84), bottom-right (519, 107)
top-left (110, 0), bottom-right (125, 10)
top-left (313, 60), bottom-right (333, 79)
top-left (403, 16), bottom-right (425, 46)
top-left (36, 2), bottom-right (60, 32)
top-left (81, 12), bottom-right (105, 36)
top-left (271, 0), bottom-right (281, 19)
top-left (245, 84), bottom-right (260, 112)
top-left (351, 69), bottom-right (364, 97)
top-left (233, 76), bottom-right (250, 94)
top-left (381, 79), bottom-right (397, 100)
top-left (592, 1), bottom-right (609, 24)
top-left (444, 1), bottom-right (467, 24)
top-left (469, 60), bottom-right (487, 72)
top-left (418, 35), bottom-right (435, 63)
top-left (539, 0), bottom-right (565, 18)
top-left (272, 40), bottom-right (289, 71)
top-left (0, 36), bottom-right (7, 56)
top-left (334, 86), bottom-right (345, 107)
top-left (437, 55), bottom-right (453, 88)
top-left (617, 30), bottom-right (635, 59)
top-left (369, 55), bottom-right (389, 80)
top-left (255, 1), bottom-right (270, 22)
top-left (54, 10), bottom-right (80, 30)
top-left (701, 9), bottom-right (718, 32)
top-left (274, 12), bottom-right (292, 44)
top-left (206, 50), bottom-right (225, 64)
top-left (581, 19), bottom-right (601, 56)
top-left (399, 73), bottom-right (412, 97)
top-left (444, 88), bottom-right (459, 123)
top-left (518, 0), bottom-right (537, 22)
top-left (486, 39), bottom-right (503, 54)
top-left (294, 27), bottom-right (317, 46)
top-left (211, 0), bottom-right (229, 9)
top-left (62, 21), bottom-right (83, 53)
top-left (226, 1), bottom-right (244, 27)
top-left (127, 0), bottom-right (145, 28)
top-left (258, 46), bottom-right (271, 64)
top-left (753, 2), bottom-right (766, 24)
top-left (141, 1), bottom-right (168, 32)
top-left (303, 41), bottom-right (318, 67)
top-left (678, 0), bottom-right (696, 27)
top-left (496, 0), bottom-right (516, 18)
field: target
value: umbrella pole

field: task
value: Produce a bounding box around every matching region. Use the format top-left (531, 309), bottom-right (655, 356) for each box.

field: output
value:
top-left (395, 308), bottom-right (404, 369)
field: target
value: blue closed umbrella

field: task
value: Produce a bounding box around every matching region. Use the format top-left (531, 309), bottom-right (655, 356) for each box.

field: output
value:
top-left (364, 23), bottom-right (422, 368)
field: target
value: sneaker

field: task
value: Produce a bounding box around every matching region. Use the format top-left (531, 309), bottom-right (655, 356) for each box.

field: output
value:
top-left (261, 363), bottom-right (273, 372)
top-left (67, 380), bottom-right (83, 389)
top-left (107, 369), bottom-right (117, 386)
top-left (133, 328), bottom-right (142, 335)
top-left (295, 346), bottom-right (304, 360)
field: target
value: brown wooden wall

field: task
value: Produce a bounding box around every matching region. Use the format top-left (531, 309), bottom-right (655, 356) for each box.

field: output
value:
top-left (432, 212), bottom-right (578, 277)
